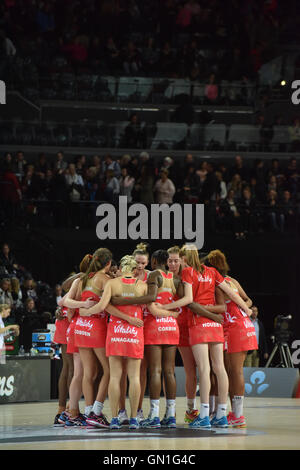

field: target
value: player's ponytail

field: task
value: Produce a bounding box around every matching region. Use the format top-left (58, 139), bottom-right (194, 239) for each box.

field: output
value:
top-left (205, 249), bottom-right (230, 276)
top-left (81, 248), bottom-right (112, 288)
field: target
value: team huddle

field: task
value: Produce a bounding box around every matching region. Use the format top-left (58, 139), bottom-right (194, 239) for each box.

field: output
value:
top-left (53, 243), bottom-right (258, 430)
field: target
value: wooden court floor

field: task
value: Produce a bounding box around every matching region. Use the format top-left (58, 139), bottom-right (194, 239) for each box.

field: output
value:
top-left (0, 397), bottom-right (300, 450)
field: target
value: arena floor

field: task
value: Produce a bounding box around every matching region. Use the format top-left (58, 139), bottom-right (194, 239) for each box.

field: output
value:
top-left (0, 397), bottom-right (299, 451)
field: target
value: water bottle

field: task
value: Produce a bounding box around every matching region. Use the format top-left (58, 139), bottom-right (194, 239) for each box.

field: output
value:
top-left (30, 346), bottom-right (38, 356)
top-left (19, 345), bottom-right (25, 356)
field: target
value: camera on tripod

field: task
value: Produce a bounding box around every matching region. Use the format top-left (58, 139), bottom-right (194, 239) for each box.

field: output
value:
top-left (273, 315), bottom-right (292, 344)
top-left (266, 315), bottom-right (294, 368)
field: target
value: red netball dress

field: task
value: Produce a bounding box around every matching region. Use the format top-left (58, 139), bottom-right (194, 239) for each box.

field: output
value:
top-left (74, 289), bottom-right (107, 349)
top-left (182, 265), bottom-right (225, 345)
top-left (106, 277), bottom-right (144, 359)
top-left (66, 309), bottom-right (79, 354)
top-left (223, 277), bottom-right (258, 354)
top-left (177, 298), bottom-right (192, 347)
top-left (53, 306), bottom-right (69, 345)
top-left (144, 270), bottom-right (179, 345)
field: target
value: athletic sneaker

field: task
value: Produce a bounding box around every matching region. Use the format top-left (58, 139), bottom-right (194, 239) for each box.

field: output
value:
top-left (210, 415), bottom-right (228, 428)
top-left (184, 409), bottom-right (200, 424)
top-left (118, 409), bottom-right (129, 426)
top-left (188, 415), bottom-right (211, 429)
top-left (227, 412), bottom-right (246, 428)
top-left (53, 413), bottom-right (64, 426)
top-left (86, 412), bottom-right (110, 428)
top-left (65, 413), bottom-right (88, 427)
top-left (110, 417), bottom-right (121, 430)
top-left (160, 415), bottom-right (176, 428)
top-left (140, 416), bottom-right (161, 428)
top-left (129, 418), bottom-right (140, 430)
top-left (57, 411), bottom-right (70, 425)
top-left (137, 409), bottom-right (144, 423)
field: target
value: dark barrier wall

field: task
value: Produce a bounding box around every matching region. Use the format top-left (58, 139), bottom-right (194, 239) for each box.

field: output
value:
top-left (2, 223), bottom-right (300, 361)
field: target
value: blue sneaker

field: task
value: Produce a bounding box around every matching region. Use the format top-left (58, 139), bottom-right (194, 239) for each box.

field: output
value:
top-left (129, 418), bottom-right (140, 430)
top-left (188, 415), bottom-right (211, 429)
top-left (140, 416), bottom-right (161, 428)
top-left (65, 413), bottom-right (87, 427)
top-left (110, 417), bottom-right (121, 430)
top-left (210, 415), bottom-right (228, 428)
top-left (160, 415), bottom-right (176, 428)
top-left (57, 411), bottom-right (69, 425)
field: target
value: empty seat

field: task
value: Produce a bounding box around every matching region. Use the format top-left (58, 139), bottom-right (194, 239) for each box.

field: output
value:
top-left (151, 123), bottom-right (188, 150)
top-left (203, 124), bottom-right (226, 147)
top-left (110, 121), bottom-right (131, 147)
top-left (189, 124), bottom-right (226, 149)
top-left (164, 79), bottom-right (191, 101)
top-left (14, 121), bottom-right (35, 145)
top-left (51, 123), bottom-right (71, 146)
top-left (94, 76), bottom-right (116, 101)
top-left (33, 123), bottom-right (54, 145)
top-left (192, 83), bottom-right (205, 104)
top-left (134, 77), bottom-right (153, 102)
top-left (189, 124), bottom-right (205, 149)
top-left (0, 122), bottom-right (15, 144)
top-left (87, 122), bottom-right (107, 147)
top-left (117, 77), bottom-right (139, 102)
top-left (228, 124), bottom-right (260, 148)
top-left (271, 126), bottom-right (290, 144)
top-left (70, 123), bottom-right (90, 146)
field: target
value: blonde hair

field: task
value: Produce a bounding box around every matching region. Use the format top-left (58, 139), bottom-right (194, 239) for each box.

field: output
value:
top-left (119, 255), bottom-right (137, 274)
top-left (167, 245), bottom-right (180, 255)
top-left (0, 304), bottom-right (10, 314)
top-left (179, 244), bottom-right (203, 273)
top-left (204, 249), bottom-right (230, 276)
top-left (132, 243), bottom-right (149, 259)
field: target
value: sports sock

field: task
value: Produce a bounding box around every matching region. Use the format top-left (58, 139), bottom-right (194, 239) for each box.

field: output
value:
top-left (150, 399), bottom-right (160, 418)
top-left (92, 400), bottom-right (104, 416)
top-left (84, 405), bottom-right (93, 416)
top-left (232, 396), bottom-right (244, 418)
top-left (216, 403), bottom-right (227, 420)
top-left (187, 398), bottom-right (196, 411)
top-left (166, 399), bottom-right (176, 418)
top-left (200, 403), bottom-right (209, 419)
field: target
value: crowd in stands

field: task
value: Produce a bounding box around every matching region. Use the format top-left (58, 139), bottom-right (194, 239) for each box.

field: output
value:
top-left (0, 241), bottom-right (61, 352)
top-left (1, 149), bottom-right (299, 238)
top-left (0, 0), bottom-right (295, 91)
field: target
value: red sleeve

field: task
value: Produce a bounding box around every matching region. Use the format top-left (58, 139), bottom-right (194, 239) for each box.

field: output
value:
top-left (181, 267), bottom-right (194, 284)
top-left (212, 267), bottom-right (224, 285)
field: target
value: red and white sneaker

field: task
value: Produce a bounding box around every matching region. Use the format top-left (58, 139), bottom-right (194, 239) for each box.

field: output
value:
top-left (86, 412), bottom-right (110, 428)
top-left (227, 412), bottom-right (246, 428)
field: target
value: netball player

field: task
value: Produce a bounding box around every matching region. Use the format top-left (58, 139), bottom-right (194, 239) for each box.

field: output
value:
top-left (53, 305), bottom-right (74, 425)
top-left (55, 254), bottom-right (96, 426)
top-left (167, 246), bottom-right (225, 424)
top-left (118, 243), bottom-right (151, 425)
top-left (79, 254), bottom-right (178, 429)
top-left (63, 248), bottom-right (147, 427)
top-left (162, 244), bottom-right (252, 429)
top-left (53, 254), bottom-right (95, 425)
top-left (100, 249), bottom-right (181, 428)
top-left (204, 249), bottom-right (258, 427)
